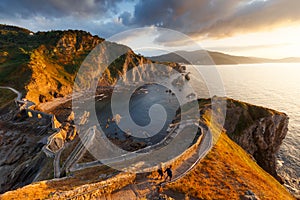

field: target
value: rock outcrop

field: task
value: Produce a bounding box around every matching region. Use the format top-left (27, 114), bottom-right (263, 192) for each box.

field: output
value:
top-left (0, 111), bottom-right (54, 193)
top-left (240, 190), bottom-right (260, 200)
top-left (223, 98), bottom-right (288, 182)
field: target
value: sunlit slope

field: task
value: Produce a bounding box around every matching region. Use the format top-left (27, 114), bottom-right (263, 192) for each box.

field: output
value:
top-left (167, 133), bottom-right (294, 199)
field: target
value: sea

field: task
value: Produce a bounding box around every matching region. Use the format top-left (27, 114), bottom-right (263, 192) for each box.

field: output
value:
top-left (188, 63), bottom-right (300, 195)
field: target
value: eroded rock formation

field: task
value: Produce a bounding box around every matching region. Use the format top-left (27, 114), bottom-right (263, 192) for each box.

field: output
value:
top-left (224, 98), bottom-right (288, 182)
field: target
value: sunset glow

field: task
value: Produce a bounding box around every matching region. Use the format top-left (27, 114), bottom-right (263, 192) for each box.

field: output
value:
top-left (200, 24), bottom-right (300, 59)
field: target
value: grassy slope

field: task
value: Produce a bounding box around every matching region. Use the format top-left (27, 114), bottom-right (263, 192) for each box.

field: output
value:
top-left (0, 89), bottom-right (16, 108)
top-left (0, 166), bottom-right (121, 200)
top-left (0, 25), bottom-right (42, 91)
top-left (166, 132), bottom-right (294, 199)
top-left (0, 26), bottom-right (105, 103)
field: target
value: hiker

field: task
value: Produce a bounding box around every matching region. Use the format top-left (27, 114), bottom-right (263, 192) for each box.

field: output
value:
top-left (157, 167), bottom-right (163, 179)
top-left (164, 165), bottom-right (172, 181)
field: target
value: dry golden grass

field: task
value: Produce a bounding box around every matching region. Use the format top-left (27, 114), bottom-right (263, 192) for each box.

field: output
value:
top-left (166, 133), bottom-right (295, 200)
top-left (0, 181), bottom-right (54, 200)
top-left (0, 166), bottom-right (127, 200)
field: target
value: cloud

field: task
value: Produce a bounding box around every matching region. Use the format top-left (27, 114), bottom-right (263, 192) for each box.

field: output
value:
top-left (0, 0), bottom-right (134, 38)
top-left (121, 0), bottom-right (242, 33)
top-left (152, 28), bottom-right (197, 47)
top-left (206, 43), bottom-right (289, 52)
top-left (118, 11), bottom-right (133, 25)
top-left (1, 0), bottom-right (300, 45)
top-left (0, 0), bottom-right (127, 19)
top-left (120, 0), bottom-right (300, 40)
top-left (198, 0), bottom-right (300, 38)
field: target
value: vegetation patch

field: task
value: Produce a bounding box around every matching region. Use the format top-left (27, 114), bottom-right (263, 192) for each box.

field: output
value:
top-left (0, 88), bottom-right (16, 108)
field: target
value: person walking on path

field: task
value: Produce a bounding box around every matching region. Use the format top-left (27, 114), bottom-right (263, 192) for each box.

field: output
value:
top-left (157, 167), bottom-right (164, 179)
top-left (164, 165), bottom-right (172, 181)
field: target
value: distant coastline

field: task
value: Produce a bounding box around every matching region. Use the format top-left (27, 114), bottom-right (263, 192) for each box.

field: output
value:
top-left (148, 50), bottom-right (300, 65)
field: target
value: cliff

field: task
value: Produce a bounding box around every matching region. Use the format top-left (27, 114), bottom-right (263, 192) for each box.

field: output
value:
top-left (0, 25), bottom-right (184, 104)
top-left (196, 98), bottom-right (289, 182)
top-left (224, 98), bottom-right (288, 183)
top-left (0, 110), bottom-right (54, 193)
top-left (1, 26), bottom-right (103, 102)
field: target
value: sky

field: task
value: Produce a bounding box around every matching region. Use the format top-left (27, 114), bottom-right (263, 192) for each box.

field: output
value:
top-left (1, 0), bottom-right (300, 58)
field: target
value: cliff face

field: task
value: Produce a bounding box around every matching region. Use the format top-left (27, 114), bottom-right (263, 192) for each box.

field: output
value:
top-left (24, 30), bottom-right (107, 103)
top-left (224, 98), bottom-right (289, 182)
top-left (0, 27), bottom-right (103, 102)
top-left (0, 112), bottom-right (54, 193)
